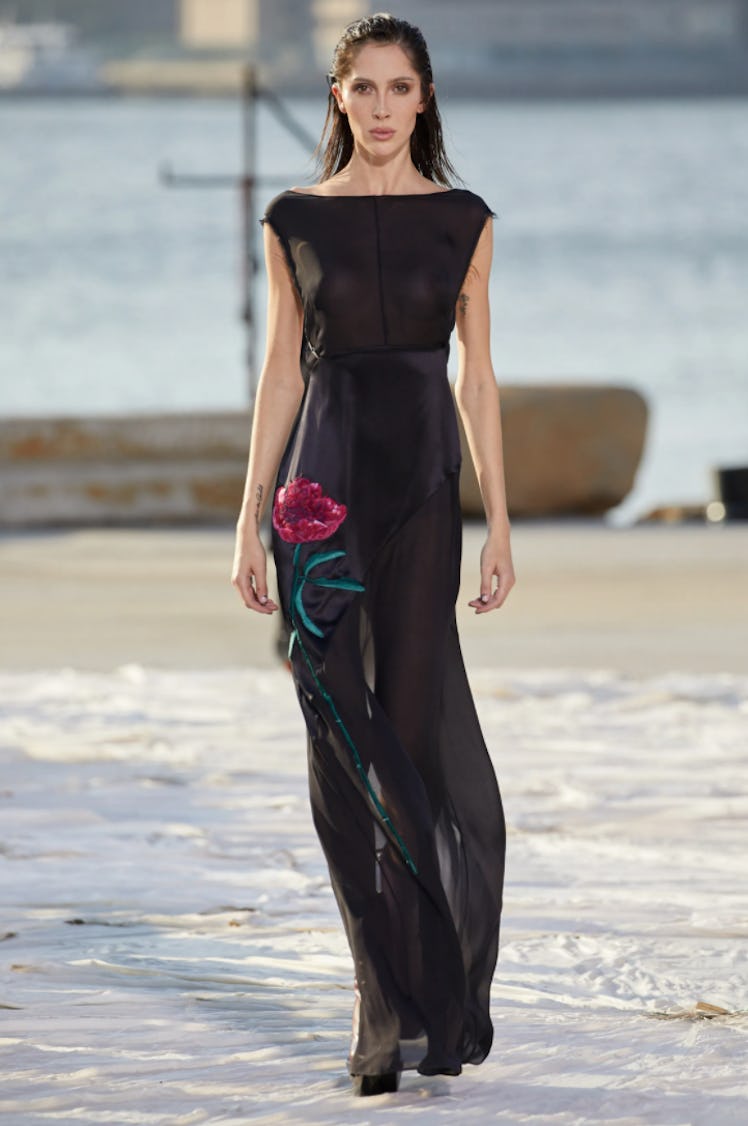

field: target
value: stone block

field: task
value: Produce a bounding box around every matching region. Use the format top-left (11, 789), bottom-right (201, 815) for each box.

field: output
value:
top-left (455, 384), bottom-right (648, 518)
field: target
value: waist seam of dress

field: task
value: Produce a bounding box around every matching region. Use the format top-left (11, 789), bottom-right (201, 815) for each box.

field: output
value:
top-left (312, 343), bottom-right (450, 362)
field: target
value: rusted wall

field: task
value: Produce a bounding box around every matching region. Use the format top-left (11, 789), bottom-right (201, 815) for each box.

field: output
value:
top-left (0, 387), bottom-right (648, 526)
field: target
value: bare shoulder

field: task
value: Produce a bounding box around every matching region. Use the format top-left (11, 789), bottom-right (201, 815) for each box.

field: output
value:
top-left (288, 182), bottom-right (335, 197)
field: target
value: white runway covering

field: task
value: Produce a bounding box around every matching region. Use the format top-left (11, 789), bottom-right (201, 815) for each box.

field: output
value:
top-left (1, 665), bottom-right (747, 1124)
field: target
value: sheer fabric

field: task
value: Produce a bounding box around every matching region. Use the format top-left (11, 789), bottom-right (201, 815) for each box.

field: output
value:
top-left (261, 189), bottom-right (505, 1077)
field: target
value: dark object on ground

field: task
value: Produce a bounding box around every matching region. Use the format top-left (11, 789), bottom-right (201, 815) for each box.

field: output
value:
top-left (714, 466), bottom-right (748, 521)
top-left (351, 1072), bottom-right (401, 1096)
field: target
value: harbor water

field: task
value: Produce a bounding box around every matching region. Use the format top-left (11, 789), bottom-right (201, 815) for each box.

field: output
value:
top-left (1, 94), bottom-right (747, 521)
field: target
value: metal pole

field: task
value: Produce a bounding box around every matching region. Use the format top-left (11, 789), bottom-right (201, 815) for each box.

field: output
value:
top-left (160, 63), bottom-right (317, 411)
top-left (241, 63), bottom-right (258, 405)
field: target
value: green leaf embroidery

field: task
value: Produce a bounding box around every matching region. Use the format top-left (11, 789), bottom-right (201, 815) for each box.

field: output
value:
top-left (293, 580), bottom-right (324, 637)
top-left (309, 576), bottom-right (366, 592)
top-left (303, 549), bottom-right (346, 576)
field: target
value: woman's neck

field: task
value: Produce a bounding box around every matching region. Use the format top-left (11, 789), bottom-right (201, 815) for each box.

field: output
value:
top-left (326, 151), bottom-right (431, 197)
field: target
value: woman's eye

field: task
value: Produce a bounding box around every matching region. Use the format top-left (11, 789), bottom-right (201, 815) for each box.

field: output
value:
top-left (394, 84), bottom-right (411, 93)
top-left (353, 83), bottom-right (370, 93)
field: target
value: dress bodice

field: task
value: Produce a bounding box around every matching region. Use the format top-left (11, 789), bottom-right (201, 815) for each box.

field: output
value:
top-left (261, 189), bottom-right (495, 360)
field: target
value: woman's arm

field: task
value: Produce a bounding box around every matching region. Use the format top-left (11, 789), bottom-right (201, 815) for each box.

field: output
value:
top-left (231, 222), bottom-right (305, 614)
top-left (454, 216), bottom-right (515, 613)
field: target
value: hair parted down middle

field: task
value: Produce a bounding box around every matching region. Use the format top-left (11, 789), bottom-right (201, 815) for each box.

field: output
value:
top-left (315, 12), bottom-right (460, 187)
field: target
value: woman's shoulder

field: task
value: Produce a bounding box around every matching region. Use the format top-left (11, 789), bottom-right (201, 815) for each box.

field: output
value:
top-left (446, 188), bottom-right (497, 220)
top-left (260, 189), bottom-right (298, 223)
top-left (260, 187), bottom-right (335, 235)
top-left (259, 190), bottom-right (315, 244)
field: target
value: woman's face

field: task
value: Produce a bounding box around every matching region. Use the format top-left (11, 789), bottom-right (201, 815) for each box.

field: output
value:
top-left (332, 42), bottom-right (430, 161)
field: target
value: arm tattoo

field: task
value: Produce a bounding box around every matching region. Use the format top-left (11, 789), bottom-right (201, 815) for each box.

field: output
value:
top-left (458, 291), bottom-right (470, 317)
top-left (253, 483), bottom-right (264, 527)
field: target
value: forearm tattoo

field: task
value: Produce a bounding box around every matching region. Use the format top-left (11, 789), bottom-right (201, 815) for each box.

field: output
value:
top-left (253, 483), bottom-right (263, 527)
top-left (458, 291), bottom-right (469, 317)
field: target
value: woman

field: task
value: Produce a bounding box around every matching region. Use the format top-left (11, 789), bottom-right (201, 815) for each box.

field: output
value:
top-left (232, 12), bottom-right (514, 1097)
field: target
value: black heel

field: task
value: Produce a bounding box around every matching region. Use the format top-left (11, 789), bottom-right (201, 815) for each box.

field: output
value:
top-left (351, 1071), bottom-right (400, 1096)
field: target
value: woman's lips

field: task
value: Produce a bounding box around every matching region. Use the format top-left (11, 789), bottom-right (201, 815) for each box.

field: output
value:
top-left (370, 128), bottom-right (395, 139)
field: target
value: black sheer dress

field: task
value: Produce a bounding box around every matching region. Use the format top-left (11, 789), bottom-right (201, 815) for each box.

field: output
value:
top-left (261, 188), bottom-right (506, 1079)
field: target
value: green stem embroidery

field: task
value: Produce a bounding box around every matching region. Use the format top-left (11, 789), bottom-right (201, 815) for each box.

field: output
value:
top-left (288, 543), bottom-right (418, 876)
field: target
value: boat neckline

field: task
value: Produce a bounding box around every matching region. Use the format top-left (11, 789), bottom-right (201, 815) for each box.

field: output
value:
top-left (284, 188), bottom-right (461, 199)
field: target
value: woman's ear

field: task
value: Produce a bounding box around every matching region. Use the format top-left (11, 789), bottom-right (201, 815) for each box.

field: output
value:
top-left (418, 82), bottom-right (434, 113)
top-left (331, 82), bottom-right (347, 114)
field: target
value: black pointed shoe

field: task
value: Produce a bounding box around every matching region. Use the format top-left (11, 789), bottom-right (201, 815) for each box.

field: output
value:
top-left (351, 1071), bottom-right (400, 1096)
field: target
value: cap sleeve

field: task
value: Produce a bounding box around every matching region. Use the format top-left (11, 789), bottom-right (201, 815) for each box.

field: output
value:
top-left (258, 192), bottom-right (301, 295)
top-left (469, 190), bottom-right (498, 221)
top-left (455, 191), bottom-right (497, 293)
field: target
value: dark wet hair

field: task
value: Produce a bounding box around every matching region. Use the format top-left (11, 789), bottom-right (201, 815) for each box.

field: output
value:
top-left (315, 12), bottom-right (459, 186)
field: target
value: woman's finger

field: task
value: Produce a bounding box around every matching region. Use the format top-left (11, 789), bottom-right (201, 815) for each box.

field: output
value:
top-left (249, 557), bottom-right (279, 611)
top-left (233, 571), bottom-right (278, 613)
top-left (251, 554), bottom-right (270, 603)
top-left (467, 559), bottom-right (515, 612)
top-left (468, 587), bottom-right (500, 613)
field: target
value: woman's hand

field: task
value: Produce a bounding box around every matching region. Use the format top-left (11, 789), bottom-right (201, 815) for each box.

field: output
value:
top-left (468, 532), bottom-right (515, 614)
top-left (231, 526), bottom-right (279, 615)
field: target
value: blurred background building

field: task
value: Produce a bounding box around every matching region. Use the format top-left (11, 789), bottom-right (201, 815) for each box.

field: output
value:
top-left (1, 0), bottom-right (176, 54)
top-left (2, 0), bottom-right (748, 95)
top-left (178, 0), bottom-right (748, 95)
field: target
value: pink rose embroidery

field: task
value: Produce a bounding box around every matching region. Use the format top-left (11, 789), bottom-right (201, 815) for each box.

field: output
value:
top-left (275, 475), bottom-right (417, 876)
top-left (272, 477), bottom-right (347, 543)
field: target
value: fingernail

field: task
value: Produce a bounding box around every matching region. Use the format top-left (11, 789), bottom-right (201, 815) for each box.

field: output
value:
top-left (260, 594), bottom-right (268, 604)
top-left (481, 594), bottom-right (488, 603)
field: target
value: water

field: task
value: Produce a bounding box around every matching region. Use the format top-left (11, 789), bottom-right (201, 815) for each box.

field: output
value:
top-left (1, 95), bottom-right (747, 521)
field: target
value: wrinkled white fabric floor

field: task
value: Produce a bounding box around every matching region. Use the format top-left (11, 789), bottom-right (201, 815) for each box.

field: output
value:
top-left (1, 666), bottom-right (747, 1125)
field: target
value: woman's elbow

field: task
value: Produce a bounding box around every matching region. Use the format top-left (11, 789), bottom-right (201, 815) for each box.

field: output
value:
top-left (455, 365), bottom-right (499, 404)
